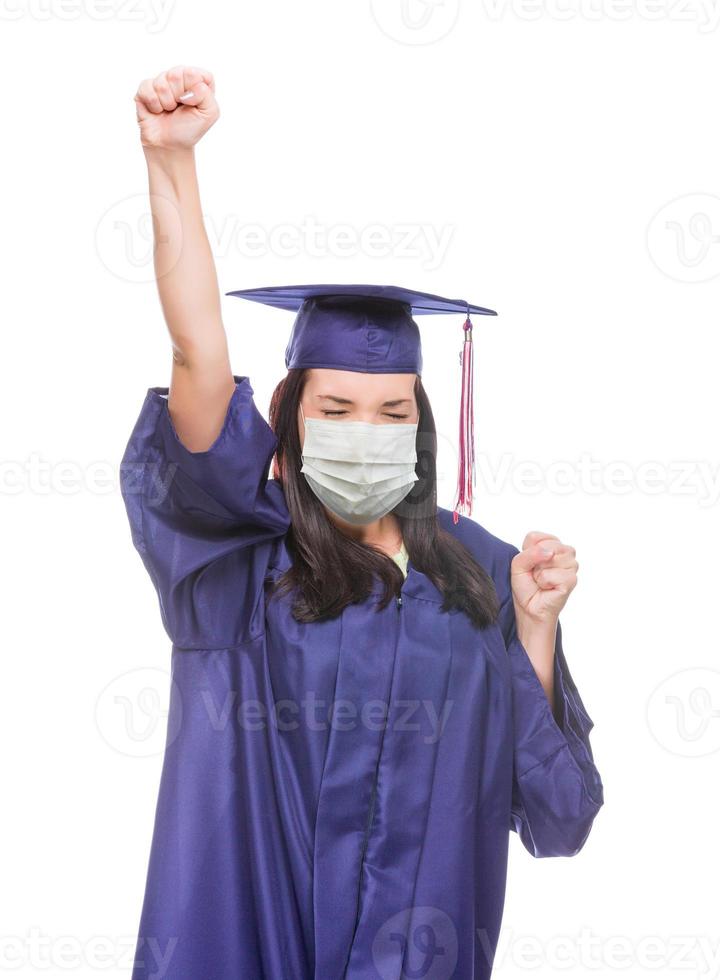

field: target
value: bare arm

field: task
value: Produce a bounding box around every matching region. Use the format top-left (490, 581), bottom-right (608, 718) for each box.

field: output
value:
top-left (135, 65), bottom-right (236, 452)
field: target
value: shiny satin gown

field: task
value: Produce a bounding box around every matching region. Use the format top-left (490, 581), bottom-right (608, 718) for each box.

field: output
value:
top-left (119, 375), bottom-right (604, 980)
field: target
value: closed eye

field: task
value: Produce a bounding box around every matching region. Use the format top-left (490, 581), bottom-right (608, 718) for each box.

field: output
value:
top-left (320, 410), bottom-right (410, 420)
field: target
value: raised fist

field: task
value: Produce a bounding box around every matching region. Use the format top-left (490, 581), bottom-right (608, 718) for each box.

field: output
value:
top-left (511, 530), bottom-right (579, 627)
top-left (134, 65), bottom-right (219, 151)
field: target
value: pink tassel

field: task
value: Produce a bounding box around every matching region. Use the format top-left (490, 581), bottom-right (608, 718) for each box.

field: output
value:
top-left (453, 315), bottom-right (475, 524)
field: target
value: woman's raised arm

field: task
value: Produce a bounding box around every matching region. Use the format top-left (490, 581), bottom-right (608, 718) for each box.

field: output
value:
top-left (134, 65), bottom-right (236, 452)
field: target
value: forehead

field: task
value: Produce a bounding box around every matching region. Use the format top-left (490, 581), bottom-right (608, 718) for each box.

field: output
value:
top-left (303, 368), bottom-right (417, 401)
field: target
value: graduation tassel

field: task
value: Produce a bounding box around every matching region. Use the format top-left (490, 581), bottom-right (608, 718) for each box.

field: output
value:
top-left (453, 315), bottom-right (475, 524)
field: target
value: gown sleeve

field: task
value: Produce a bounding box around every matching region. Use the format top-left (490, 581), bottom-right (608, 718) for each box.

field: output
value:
top-left (498, 548), bottom-right (605, 858)
top-left (119, 373), bottom-right (291, 650)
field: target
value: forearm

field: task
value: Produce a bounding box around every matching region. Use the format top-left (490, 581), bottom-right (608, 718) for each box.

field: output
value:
top-left (143, 145), bottom-right (226, 365)
top-left (515, 609), bottom-right (558, 717)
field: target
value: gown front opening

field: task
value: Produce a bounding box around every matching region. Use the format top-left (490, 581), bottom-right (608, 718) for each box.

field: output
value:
top-left (119, 374), bottom-right (604, 980)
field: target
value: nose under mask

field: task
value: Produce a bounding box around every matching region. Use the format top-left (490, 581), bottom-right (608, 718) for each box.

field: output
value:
top-left (299, 403), bottom-right (419, 525)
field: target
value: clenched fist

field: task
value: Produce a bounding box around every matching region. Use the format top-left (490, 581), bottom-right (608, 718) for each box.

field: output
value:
top-left (511, 530), bottom-right (579, 629)
top-left (134, 65), bottom-right (219, 151)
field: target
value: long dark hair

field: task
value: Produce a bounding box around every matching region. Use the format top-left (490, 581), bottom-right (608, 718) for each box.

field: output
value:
top-left (267, 369), bottom-right (500, 628)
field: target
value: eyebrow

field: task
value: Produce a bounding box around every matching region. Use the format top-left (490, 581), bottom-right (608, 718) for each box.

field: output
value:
top-left (317, 395), bottom-right (413, 407)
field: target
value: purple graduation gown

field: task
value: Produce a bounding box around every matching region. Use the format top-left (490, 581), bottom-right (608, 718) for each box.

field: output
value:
top-left (119, 375), bottom-right (604, 980)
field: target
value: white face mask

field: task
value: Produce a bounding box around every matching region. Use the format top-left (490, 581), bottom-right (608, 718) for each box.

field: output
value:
top-left (299, 403), bottom-right (419, 525)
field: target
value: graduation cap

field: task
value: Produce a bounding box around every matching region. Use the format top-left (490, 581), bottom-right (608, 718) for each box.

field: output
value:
top-left (225, 283), bottom-right (498, 523)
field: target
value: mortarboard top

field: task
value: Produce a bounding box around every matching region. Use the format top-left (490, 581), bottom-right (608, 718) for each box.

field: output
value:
top-left (225, 283), bottom-right (496, 374)
top-left (224, 283), bottom-right (497, 316)
top-left (225, 283), bottom-right (499, 521)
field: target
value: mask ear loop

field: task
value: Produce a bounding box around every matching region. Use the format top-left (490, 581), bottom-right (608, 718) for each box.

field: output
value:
top-left (298, 401), bottom-right (309, 462)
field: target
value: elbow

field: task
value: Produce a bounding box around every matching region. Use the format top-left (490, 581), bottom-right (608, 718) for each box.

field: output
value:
top-left (513, 798), bottom-right (603, 858)
top-left (512, 754), bottom-right (605, 859)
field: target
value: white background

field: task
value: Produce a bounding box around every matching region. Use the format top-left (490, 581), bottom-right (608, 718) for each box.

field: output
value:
top-left (2, 1), bottom-right (718, 977)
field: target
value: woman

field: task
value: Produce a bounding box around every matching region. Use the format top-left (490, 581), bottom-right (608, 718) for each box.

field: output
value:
top-left (122, 66), bottom-right (604, 980)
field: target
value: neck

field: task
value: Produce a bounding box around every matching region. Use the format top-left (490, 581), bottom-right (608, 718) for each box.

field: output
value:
top-left (325, 510), bottom-right (403, 554)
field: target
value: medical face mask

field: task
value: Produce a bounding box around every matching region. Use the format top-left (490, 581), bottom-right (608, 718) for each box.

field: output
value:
top-left (299, 403), bottom-right (419, 525)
